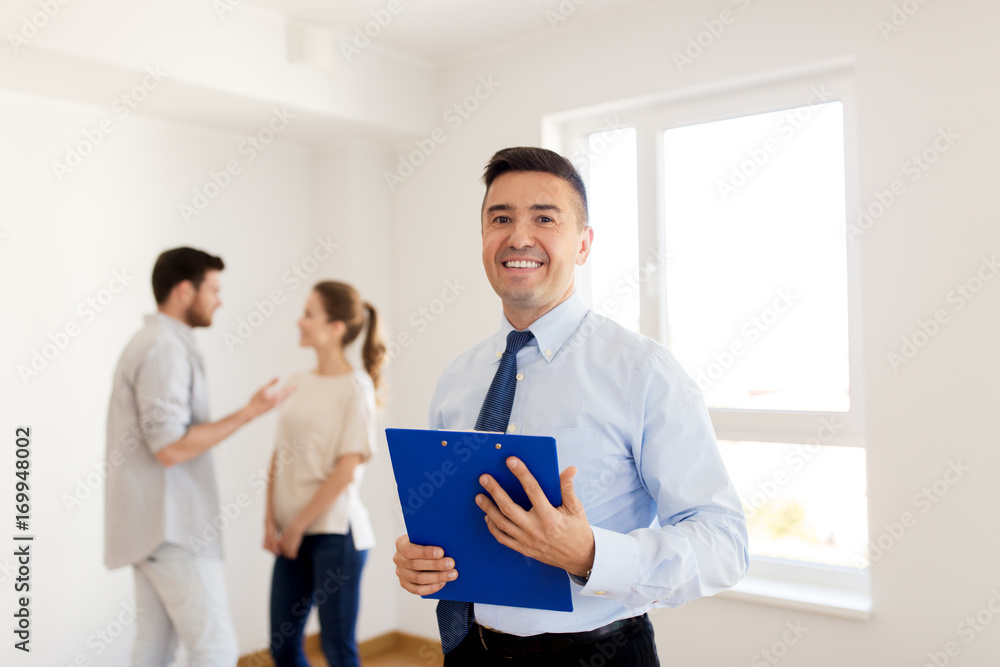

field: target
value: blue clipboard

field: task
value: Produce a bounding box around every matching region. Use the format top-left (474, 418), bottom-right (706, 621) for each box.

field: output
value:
top-left (385, 428), bottom-right (573, 612)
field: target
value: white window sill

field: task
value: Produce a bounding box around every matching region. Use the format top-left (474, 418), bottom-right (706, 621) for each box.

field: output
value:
top-left (716, 558), bottom-right (872, 621)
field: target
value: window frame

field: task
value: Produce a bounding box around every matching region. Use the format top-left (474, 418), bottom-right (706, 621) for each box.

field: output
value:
top-left (544, 58), bottom-right (870, 617)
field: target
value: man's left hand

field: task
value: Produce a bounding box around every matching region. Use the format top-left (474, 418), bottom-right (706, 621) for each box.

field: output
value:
top-left (477, 458), bottom-right (595, 577)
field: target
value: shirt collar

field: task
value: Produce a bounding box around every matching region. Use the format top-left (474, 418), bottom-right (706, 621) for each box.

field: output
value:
top-left (148, 311), bottom-right (197, 348)
top-left (493, 291), bottom-right (588, 365)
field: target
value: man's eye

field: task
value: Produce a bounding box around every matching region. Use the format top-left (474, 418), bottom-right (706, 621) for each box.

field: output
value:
top-left (538, 216), bottom-right (553, 223)
top-left (494, 216), bottom-right (511, 224)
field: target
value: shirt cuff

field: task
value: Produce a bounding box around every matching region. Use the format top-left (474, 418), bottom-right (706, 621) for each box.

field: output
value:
top-left (144, 423), bottom-right (187, 455)
top-left (579, 526), bottom-right (640, 601)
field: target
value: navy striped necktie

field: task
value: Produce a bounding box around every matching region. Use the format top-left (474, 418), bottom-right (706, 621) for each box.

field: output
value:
top-left (436, 329), bottom-right (534, 653)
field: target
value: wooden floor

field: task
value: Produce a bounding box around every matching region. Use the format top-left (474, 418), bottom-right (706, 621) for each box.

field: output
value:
top-left (239, 632), bottom-right (443, 667)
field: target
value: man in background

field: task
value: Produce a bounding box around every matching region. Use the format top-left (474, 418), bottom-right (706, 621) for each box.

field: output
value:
top-left (105, 247), bottom-right (292, 666)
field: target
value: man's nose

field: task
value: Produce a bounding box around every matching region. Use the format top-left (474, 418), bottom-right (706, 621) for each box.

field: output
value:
top-left (507, 220), bottom-right (535, 248)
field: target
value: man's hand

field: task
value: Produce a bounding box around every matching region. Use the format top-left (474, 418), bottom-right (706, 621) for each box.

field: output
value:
top-left (477, 458), bottom-right (595, 577)
top-left (245, 378), bottom-right (295, 420)
top-left (393, 535), bottom-right (458, 595)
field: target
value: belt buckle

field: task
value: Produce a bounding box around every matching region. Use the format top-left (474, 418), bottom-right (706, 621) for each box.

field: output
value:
top-left (478, 624), bottom-right (488, 652)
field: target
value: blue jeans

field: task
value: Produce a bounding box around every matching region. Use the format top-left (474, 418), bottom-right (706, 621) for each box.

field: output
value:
top-left (269, 531), bottom-right (368, 667)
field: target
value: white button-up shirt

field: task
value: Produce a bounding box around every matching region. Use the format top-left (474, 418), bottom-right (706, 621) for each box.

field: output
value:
top-left (104, 313), bottom-right (221, 569)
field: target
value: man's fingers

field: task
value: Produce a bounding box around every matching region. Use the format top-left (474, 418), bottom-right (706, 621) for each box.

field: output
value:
top-left (506, 457), bottom-right (552, 509)
top-left (559, 465), bottom-right (582, 511)
top-left (477, 493), bottom-right (526, 543)
top-left (484, 515), bottom-right (523, 555)
top-left (401, 580), bottom-right (449, 596)
top-left (398, 566), bottom-right (458, 586)
top-left (480, 473), bottom-right (528, 522)
top-left (403, 557), bottom-right (455, 572)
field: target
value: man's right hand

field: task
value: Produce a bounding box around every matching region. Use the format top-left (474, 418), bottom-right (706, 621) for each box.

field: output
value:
top-left (393, 534), bottom-right (458, 595)
top-left (245, 378), bottom-right (295, 420)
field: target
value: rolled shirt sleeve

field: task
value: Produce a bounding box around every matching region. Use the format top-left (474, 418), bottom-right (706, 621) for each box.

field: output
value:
top-left (134, 341), bottom-right (193, 454)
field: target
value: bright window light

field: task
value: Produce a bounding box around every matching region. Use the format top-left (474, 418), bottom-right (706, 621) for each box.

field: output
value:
top-left (661, 102), bottom-right (849, 412)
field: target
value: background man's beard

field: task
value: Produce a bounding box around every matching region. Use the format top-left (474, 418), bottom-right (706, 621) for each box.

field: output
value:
top-left (184, 304), bottom-right (212, 327)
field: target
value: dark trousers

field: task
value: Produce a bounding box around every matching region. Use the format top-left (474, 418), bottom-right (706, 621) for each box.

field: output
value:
top-left (444, 614), bottom-right (660, 667)
top-left (269, 531), bottom-right (367, 667)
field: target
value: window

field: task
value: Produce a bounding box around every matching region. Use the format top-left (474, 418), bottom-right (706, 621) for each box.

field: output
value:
top-left (547, 63), bottom-right (869, 616)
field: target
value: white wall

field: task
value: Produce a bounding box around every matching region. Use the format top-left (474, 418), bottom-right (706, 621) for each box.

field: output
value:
top-left (388, 0), bottom-right (1000, 664)
top-left (0, 86), bottom-right (399, 664)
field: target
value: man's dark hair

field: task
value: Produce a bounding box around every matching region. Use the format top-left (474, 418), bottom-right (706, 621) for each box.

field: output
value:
top-left (482, 147), bottom-right (588, 227)
top-left (151, 247), bottom-right (225, 305)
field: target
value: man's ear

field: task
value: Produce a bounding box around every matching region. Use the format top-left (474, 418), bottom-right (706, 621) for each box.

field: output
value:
top-left (576, 226), bottom-right (594, 266)
top-left (171, 280), bottom-right (196, 306)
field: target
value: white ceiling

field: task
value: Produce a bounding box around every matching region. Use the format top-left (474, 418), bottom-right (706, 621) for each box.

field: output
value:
top-left (245, 0), bottom-right (650, 64)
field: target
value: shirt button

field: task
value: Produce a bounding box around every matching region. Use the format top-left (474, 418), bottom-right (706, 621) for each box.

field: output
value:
top-left (516, 373), bottom-right (524, 381)
top-left (496, 351), bottom-right (502, 358)
top-left (544, 349), bottom-right (552, 356)
top-left (507, 424), bottom-right (516, 432)
top-left (596, 591), bottom-right (606, 596)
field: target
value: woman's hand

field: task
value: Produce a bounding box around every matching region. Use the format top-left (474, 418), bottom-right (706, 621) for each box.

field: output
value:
top-left (279, 522), bottom-right (306, 560)
top-left (263, 516), bottom-right (281, 555)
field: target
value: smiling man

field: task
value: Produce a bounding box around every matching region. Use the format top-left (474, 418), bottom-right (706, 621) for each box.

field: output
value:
top-left (393, 147), bottom-right (748, 666)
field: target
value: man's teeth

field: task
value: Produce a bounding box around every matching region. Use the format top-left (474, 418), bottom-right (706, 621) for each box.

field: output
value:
top-left (505, 260), bottom-right (541, 268)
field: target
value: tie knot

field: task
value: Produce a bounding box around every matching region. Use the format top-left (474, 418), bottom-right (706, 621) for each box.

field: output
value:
top-left (505, 329), bottom-right (534, 355)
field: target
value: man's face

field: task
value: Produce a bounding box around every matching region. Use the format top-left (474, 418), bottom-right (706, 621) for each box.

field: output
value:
top-left (184, 269), bottom-right (221, 327)
top-left (481, 171), bottom-right (592, 323)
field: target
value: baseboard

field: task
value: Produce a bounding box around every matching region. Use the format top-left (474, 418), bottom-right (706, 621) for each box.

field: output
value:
top-left (237, 630), bottom-right (441, 666)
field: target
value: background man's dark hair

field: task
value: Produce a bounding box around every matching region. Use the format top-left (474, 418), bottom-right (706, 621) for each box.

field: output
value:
top-left (151, 247), bottom-right (225, 304)
top-left (482, 147), bottom-right (589, 227)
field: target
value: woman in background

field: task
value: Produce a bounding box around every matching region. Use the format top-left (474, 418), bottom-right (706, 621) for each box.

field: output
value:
top-left (264, 281), bottom-right (386, 667)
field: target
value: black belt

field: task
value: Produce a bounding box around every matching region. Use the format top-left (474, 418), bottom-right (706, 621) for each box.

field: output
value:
top-left (474, 614), bottom-right (647, 659)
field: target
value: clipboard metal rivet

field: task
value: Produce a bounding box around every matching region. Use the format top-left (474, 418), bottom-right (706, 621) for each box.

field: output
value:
top-left (495, 443), bottom-right (502, 449)
top-left (441, 440), bottom-right (448, 446)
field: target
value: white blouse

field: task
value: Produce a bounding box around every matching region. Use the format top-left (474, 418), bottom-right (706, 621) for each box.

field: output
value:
top-left (271, 369), bottom-right (377, 550)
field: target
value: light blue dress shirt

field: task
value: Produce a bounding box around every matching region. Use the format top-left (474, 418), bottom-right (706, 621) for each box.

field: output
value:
top-left (429, 291), bottom-right (748, 636)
